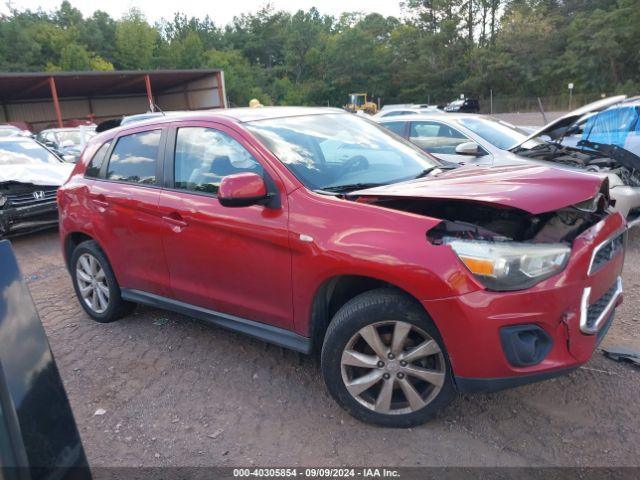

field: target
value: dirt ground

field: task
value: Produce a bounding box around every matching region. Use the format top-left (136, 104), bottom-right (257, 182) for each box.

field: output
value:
top-left (8, 225), bottom-right (639, 468)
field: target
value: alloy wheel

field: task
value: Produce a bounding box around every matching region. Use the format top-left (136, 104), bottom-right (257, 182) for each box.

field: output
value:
top-left (340, 320), bottom-right (446, 415)
top-left (76, 253), bottom-right (110, 314)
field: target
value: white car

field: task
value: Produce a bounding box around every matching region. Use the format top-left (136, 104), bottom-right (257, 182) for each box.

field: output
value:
top-left (372, 104), bottom-right (443, 119)
top-left (377, 111), bottom-right (640, 226)
top-left (0, 137), bottom-right (73, 236)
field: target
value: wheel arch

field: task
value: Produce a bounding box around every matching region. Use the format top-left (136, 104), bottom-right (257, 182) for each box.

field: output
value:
top-left (309, 274), bottom-right (430, 354)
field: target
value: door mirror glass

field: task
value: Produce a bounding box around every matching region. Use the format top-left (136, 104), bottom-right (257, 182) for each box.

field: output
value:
top-left (218, 172), bottom-right (268, 208)
top-left (455, 141), bottom-right (481, 156)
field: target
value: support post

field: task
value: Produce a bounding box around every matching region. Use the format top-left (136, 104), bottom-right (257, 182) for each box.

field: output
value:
top-left (215, 71), bottom-right (226, 109)
top-left (537, 97), bottom-right (548, 125)
top-left (490, 89), bottom-right (493, 114)
top-left (49, 76), bottom-right (63, 128)
top-left (144, 74), bottom-right (154, 112)
top-left (1, 102), bottom-right (9, 123)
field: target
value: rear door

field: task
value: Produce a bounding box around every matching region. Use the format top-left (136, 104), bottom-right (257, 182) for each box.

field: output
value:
top-left (157, 122), bottom-right (293, 329)
top-left (86, 127), bottom-right (170, 296)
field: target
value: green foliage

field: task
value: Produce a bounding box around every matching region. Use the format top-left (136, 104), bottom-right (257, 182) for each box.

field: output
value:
top-left (0, 0), bottom-right (637, 106)
top-left (115, 8), bottom-right (158, 69)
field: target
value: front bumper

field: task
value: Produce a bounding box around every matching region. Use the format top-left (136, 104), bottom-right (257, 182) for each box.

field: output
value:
top-left (424, 212), bottom-right (626, 391)
top-left (0, 201), bottom-right (59, 236)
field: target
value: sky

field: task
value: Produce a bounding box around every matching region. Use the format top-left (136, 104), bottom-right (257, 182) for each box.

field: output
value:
top-left (1, 0), bottom-right (405, 25)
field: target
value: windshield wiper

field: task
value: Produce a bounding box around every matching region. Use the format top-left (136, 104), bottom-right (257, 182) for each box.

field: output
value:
top-left (316, 183), bottom-right (386, 194)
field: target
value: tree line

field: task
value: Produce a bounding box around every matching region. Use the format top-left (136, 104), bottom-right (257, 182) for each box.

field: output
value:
top-left (0, 0), bottom-right (638, 108)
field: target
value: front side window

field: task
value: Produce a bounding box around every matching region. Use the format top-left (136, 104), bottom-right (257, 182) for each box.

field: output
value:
top-left (246, 113), bottom-right (438, 191)
top-left (409, 121), bottom-right (468, 154)
top-left (174, 127), bottom-right (264, 195)
top-left (383, 121), bottom-right (407, 136)
top-left (106, 130), bottom-right (160, 184)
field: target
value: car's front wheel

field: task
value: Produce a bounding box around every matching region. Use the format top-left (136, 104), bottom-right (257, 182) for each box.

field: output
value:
top-left (321, 289), bottom-right (455, 427)
top-left (70, 240), bottom-right (135, 323)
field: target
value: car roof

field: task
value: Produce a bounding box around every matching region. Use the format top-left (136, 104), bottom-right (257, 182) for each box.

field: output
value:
top-left (87, 107), bottom-right (351, 144)
top-left (107, 107), bottom-right (348, 131)
top-left (214, 106), bottom-right (345, 122)
top-left (378, 112), bottom-right (479, 122)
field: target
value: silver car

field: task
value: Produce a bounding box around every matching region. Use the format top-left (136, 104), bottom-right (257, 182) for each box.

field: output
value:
top-left (377, 112), bottom-right (640, 226)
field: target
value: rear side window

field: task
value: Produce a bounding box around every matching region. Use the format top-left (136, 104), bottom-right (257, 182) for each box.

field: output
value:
top-left (85, 141), bottom-right (111, 178)
top-left (106, 130), bottom-right (161, 184)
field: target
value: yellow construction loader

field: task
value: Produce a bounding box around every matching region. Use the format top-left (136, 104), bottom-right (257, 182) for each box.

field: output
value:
top-left (344, 93), bottom-right (378, 115)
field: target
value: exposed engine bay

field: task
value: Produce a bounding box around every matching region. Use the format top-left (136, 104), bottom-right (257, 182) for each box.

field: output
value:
top-left (514, 143), bottom-right (640, 188)
top-left (369, 197), bottom-right (609, 245)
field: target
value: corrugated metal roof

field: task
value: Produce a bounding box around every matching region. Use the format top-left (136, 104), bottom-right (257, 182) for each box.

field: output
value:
top-left (0, 69), bottom-right (222, 102)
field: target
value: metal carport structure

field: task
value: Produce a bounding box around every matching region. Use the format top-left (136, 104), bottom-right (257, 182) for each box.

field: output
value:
top-left (0, 69), bottom-right (227, 132)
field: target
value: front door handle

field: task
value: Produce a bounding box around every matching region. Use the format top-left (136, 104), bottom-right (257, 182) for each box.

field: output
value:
top-left (162, 213), bottom-right (188, 232)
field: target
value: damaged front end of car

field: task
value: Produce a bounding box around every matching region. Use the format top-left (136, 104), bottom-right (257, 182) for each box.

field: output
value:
top-left (0, 182), bottom-right (59, 237)
top-left (357, 178), bottom-right (612, 292)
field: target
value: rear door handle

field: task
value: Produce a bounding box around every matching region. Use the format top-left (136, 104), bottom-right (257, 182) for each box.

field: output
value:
top-left (162, 213), bottom-right (188, 231)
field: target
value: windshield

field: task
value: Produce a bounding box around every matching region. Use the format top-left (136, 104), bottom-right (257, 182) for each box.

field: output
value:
top-left (56, 131), bottom-right (85, 144)
top-left (457, 117), bottom-right (542, 150)
top-left (246, 113), bottom-right (439, 191)
top-left (350, 95), bottom-right (365, 107)
top-left (0, 140), bottom-right (61, 165)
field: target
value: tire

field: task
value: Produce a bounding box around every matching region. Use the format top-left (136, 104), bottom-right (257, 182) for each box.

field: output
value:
top-left (70, 240), bottom-right (135, 323)
top-left (321, 288), bottom-right (456, 427)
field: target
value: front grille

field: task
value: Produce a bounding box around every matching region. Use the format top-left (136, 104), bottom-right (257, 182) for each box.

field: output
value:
top-left (5, 187), bottom-right (58, 207)
top-left (589, 232), bottom-right (624, 275)
top-left (580, 277), bottom-right (623, 334)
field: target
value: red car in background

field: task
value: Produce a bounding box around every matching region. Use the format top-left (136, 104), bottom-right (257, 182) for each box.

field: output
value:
top-left (58, 108), bottom-right (625, 427)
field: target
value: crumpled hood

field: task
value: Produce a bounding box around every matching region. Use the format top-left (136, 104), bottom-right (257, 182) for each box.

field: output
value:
top-left (352, 164), bottom-right (606, 215)
top-left (0, 163), bottom-right (74, 187)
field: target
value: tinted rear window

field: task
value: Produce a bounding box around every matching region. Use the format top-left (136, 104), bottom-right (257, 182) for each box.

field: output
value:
top-left (106, 130), bottom-right (161, 184)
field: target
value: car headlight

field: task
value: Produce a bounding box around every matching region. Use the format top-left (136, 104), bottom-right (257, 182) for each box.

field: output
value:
top-left (444, 238), bottom-right (571, 291)
top-left (0, 195), bottom-right (6, 207)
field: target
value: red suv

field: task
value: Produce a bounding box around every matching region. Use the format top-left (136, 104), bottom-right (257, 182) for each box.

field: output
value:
top-left (58, 108), bottom-right (626, 427)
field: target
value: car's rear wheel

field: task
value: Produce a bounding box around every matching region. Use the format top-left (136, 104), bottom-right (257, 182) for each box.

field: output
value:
top-left (70, 240), bottom-right (134, 323)
top-left (321, 288), bottom-right (455, 427)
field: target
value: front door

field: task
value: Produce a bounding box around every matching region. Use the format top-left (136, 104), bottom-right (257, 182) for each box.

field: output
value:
top-left (157, 123), bottom-right (293, 329)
